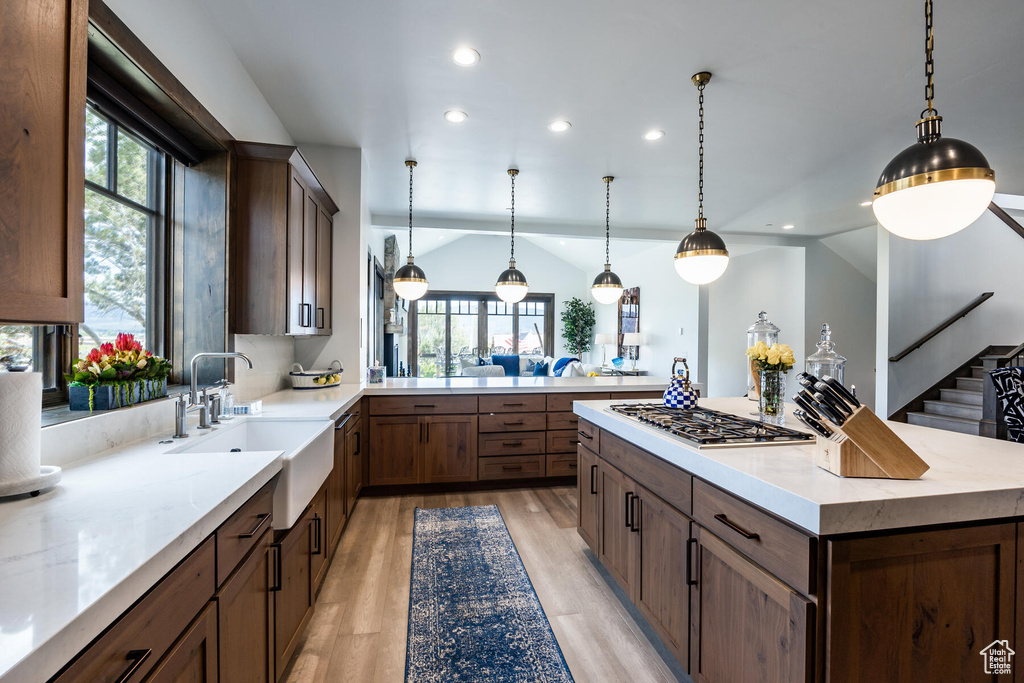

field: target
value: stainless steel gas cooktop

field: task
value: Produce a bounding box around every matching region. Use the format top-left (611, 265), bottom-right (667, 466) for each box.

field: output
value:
top-left (607, 403), bottom-right (815, 449)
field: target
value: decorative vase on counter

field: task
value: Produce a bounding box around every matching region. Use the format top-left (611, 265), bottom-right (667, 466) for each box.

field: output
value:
top-left (758, 370), bottom-right (787, 425)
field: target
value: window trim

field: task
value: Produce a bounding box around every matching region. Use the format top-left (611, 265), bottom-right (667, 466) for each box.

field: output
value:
top-left (408, 291), bottom-right (555, 377)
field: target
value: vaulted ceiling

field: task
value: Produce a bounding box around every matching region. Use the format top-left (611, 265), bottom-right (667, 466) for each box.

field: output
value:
top-left (199, 0), bottom-right (1024, 237)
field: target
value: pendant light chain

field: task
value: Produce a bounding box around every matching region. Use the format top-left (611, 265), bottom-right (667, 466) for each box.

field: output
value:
top-left (407, 162), bottom-right (415, 257)
top-left (924, 0), bottom-right (936, 116)
top-left (605, 177), bottom-right (611, 265)
top-left (697, 78), bottom-right (705, 223)
top-left (509, 171), bottom-right (516, 261)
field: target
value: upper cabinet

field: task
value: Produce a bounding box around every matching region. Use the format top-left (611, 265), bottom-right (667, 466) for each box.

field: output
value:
top-left (0, 0), bottom-right (87, 323)
top-left (231, 142), bottom-right (337, 336)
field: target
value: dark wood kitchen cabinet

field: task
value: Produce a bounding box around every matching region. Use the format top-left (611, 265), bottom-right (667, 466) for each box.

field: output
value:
top-left (231, 142), bottom-right (337, 336)
top-left (328, 423), bottom-right (347, 553)
top-left (215, 529), bottom-right (274, 683)
top-left (309, 482), bottom-right (329, 594)
top-left (345, 413), bottom-right (363, 516)
top-left (576, 443), bottom-right (599, 553)
top-left (369, 413), bottom-right (477, 485)
top-left (146, 601), bottom-right (219, 683)
top-left (688, 525), bottom-right (812, 683)
top-left (597, 459), bottom-right (638, 597)
top-left (273, 506), bottom-right (314, 681)
top-left (0, 0), bottom-right (86, 323)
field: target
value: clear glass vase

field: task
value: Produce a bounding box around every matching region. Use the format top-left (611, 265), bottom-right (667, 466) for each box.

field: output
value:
top-left (758, 370), bottom-right (787, 425)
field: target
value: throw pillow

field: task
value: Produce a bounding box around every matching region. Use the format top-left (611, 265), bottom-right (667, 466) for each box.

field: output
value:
top-left (491, 355), bottom-right (520, 377)
top-left (533, 361), bottom-right (549, 376)
top-left (553, 357), bottom-right (575, 377)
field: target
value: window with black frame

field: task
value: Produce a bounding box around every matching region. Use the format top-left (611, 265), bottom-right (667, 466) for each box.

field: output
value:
top-left (0, 103), bottom-right (168, 407)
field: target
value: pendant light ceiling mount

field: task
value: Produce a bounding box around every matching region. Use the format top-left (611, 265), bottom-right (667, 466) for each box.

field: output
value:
top-left (495, 168), bottom-right (529, 304)
top-left (872, 0), bottom-right (995, 240)
top-left (393, 159), bottom-right (429, 301)
top-left (674, 71), bottom-right (730, 286)
top-left (592, 175), bottom-right (624, 305)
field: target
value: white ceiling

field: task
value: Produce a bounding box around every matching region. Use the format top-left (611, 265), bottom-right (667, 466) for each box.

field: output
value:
top-left (199, 0), bottom-right (1024, 237)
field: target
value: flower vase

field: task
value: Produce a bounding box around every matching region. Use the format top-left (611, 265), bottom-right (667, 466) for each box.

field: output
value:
top-left (758, 370), bottom-right (787, 425)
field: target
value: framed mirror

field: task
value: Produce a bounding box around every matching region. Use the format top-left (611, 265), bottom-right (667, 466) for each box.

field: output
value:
top-left (617, 286), bottom-right (639, 359)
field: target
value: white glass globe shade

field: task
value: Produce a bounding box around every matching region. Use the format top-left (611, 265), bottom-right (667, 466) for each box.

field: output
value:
top-left (674, 253), bottom-right (729, 285)
top-left (592, 284), bottom-right (624, 305)
top-left (394, 279), bottom-right (428, 301)
top-left (495, 283), bottom-right (528, 304)
top-left (872, 178), bottom-right (995, 240)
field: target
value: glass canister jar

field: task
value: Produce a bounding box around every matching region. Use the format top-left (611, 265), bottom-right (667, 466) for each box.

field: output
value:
top-left (805, 323), bottom-right (847, 385)
top-left (746, 311), bottom-right (779, 400)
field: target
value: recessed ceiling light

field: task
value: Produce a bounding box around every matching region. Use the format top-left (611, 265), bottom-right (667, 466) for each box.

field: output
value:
top-left (548, 120), bottom-right (572, 133)
top-left (859, 200), bottom-right (873, 207)
top-left (782, 224), bottom-right (795, 230)
top-left (643, 129), bottom-right (665, 141)
top-left (444, 110), bottom-right (468, 123)
top-left (451, 47), bottom-right (480, 67)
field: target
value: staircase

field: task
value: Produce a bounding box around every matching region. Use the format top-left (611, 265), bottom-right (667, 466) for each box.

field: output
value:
top-left (906, 365), bottom-right (986, 435)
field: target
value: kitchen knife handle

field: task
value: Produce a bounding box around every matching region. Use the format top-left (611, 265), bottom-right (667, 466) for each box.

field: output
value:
top-left (824, 376), bottom-right (861, 407)
top-left (813, 392), bottom-right (846, 425)
top-left (814, 382), bottom-right (854, 415)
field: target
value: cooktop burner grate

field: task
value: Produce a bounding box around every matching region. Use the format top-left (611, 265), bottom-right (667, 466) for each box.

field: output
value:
top-left (607, 403), bottom-right (814, 448)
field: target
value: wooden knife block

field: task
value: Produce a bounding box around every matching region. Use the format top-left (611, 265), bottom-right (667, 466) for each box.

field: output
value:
top-left (814, 406), bottom-right (929, 479)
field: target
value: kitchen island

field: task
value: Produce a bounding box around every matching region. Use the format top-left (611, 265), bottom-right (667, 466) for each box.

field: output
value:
top-left (575, 396), bottom-right (1023, 682)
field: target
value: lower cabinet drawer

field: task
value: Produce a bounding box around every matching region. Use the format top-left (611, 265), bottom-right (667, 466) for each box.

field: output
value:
top-left (692, 478), bottom-right (815, 595)
top-left (479, 431), bottom-right (545, 456)
top-left (216, 481), bottom-right (273, 587)
top-left (546, 429), bottom-right (581, 454)
top-left (479, 412), bottom-right (546, 433)
top-left (545, 452), bottom-right (579, 477)
top-left (54, 536), bottom-right (217, 682)
top-left (546, 411), bottom-right (578, 431)
top-left (478, 455), bottom-right (544, 480)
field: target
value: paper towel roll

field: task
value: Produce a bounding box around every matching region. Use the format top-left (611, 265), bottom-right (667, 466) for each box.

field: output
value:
top-left (0, 372), bottom-right (42, 484)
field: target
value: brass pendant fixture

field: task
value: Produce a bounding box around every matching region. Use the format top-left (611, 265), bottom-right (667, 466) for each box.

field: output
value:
top-left (495, 168), bottom-right (529, 303)
top-left (674, 71), bottom-right (730, 285)
top-left (872, 0), bottom-right (995, 240)
top-left (393, 160), bottom-right (429, 301)
top-left (592, 176), bottom-right (624, 304)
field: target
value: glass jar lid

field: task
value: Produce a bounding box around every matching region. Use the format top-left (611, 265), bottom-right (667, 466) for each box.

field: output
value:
top-left (746, 310), bottom-right (780, 335)
top-left (805, 323), bottom-right (847, 364)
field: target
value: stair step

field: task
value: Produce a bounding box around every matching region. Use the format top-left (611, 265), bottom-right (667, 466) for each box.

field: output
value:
top-left (971, 365), bottom-right (987, 379)
top-left (940, 387), bottom-right (983, 406)
top-left (907, 412), bottom-right (981, 435)
top-left (955, 376), bottom-right (984, 392)
top-left (923, 400), bottom-right (983, 420)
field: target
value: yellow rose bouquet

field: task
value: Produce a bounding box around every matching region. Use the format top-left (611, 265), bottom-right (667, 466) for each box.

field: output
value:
top-left (746, 341), bottom-right (794, 423)
top-left (746, 341), bottom-right (796, 372)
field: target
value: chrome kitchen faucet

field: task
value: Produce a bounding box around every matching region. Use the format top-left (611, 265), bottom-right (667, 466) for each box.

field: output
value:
top-left (173, 352), bottom-right (254, 438)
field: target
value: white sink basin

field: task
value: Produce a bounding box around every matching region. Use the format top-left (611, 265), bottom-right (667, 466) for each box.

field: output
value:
top-left (171, 418), bottom-right (334, 528)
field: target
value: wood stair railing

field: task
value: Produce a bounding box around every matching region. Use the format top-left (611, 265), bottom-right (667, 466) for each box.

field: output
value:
top-left (889, 292), bottom-right (994, 362)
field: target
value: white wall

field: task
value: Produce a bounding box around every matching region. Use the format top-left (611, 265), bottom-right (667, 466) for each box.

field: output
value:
top-left (706, 247), bottom-right (806, 398)
top-left (410, 234), bottom-right (590, 359)
top-left (805, 234), bottom-right (877, 409)
top-left (592, 242), bottom-right (700, 378)
top-left (885, 211), bottom-right (1024, 414)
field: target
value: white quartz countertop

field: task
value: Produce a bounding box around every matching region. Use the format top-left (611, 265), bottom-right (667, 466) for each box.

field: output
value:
top-left (257, 376), bottom-right (670, 421)
top-left (575, 397), bottom-right (1024, 536)
top-left (0, 437), bottom-right (283, 682)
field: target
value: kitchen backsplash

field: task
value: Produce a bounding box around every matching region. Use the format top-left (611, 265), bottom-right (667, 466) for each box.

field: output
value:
top-left (231, 334), bottom-right (296, 401)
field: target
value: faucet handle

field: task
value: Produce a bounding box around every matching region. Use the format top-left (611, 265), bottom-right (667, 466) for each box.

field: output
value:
top-left (214, 378), bottom-right (232, 389)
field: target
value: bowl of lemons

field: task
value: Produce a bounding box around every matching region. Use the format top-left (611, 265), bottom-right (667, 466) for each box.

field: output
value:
top-left (289, 360), bottom-right (344, 390)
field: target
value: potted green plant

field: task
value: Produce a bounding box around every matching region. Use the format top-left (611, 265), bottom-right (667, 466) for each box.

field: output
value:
top-left (561, 297), bottom-right (597, 360)
top-left (65, 333), bottom-right (172, 411)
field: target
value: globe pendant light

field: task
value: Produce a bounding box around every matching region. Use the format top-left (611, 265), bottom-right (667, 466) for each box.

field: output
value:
top-left (872, 0), bottom-right (995, 240)
top-left (393, 160), bottom-right (429, 301)
top-left (495, 168), bottom-right (529, 303)
top-left (674, 72), bottom-right (730, 285)
top-left (592, 176), bottom-right (624, 305)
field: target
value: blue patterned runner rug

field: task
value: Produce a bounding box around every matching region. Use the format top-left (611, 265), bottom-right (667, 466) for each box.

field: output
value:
top-left (405, 505), bottom-right (575, 682)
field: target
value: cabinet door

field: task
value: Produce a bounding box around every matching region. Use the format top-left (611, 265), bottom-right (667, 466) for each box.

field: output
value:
top-left (286, 169), bottom-right (307, 334)
top-left (577, 444), bottom-right (599, 553)
top-left (598, 459), bottom-right (638, 599)
top-left (216, 531), bottom-right (273, 683)
top-left (315, 207), bottom-right (332, 334)
top-left (368, 416), bottom-right (420, 485)
top-left (422, 415), bottom-right (478, 483)
top-left (309, 482), bottom-right (328, 595)
top-left (146, 601), bottom-right (219, 683)
top-left (327, 427), bottom-right (346, 553)
top-left (828, 523), bottom-right (1016, 683)
top-left (346, 420), bottom-right (362, 516)
top-left (301, 193), bottom-right (318, 334)
top-left (0, 0), bottom-right (86, 323)
top-left (689, 526), bottom-right (812, 683)
top-left (637, 487), bottom-right (690, 670)
top-left (274, 508), bottom-right (314, 681)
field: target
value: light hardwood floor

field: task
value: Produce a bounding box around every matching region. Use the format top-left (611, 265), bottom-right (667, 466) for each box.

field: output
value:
top-left (282, 486), bottom-right (680, 683)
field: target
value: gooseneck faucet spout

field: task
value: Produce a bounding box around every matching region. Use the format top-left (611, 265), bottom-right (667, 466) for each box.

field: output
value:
top-left (189, 352), bottom-right (254, 406)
